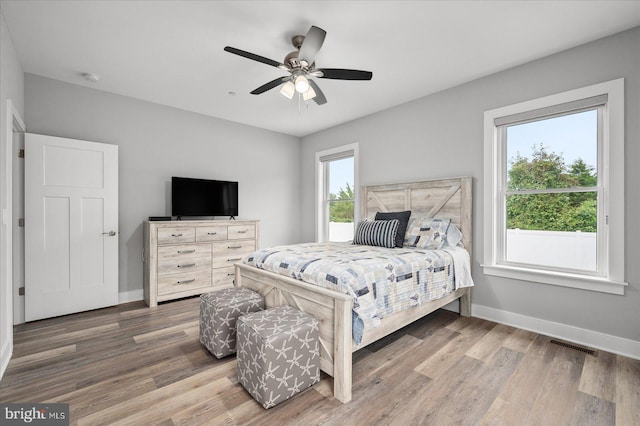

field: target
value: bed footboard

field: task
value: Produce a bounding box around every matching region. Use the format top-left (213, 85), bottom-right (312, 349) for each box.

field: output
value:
top-left (235, 263), bottom-right (354, 403)
top-left (235, 263), bottom-right (471, 404)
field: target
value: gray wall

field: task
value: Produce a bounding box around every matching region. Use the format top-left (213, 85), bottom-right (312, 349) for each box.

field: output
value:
top-left (24, 74), bottom-right (301, 301)
top-left (300, 27), bottom-right (640, 343)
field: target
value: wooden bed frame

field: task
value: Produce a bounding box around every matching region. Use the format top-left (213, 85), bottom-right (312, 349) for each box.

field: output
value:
top-left (235, 176), bottom-right (472, 403)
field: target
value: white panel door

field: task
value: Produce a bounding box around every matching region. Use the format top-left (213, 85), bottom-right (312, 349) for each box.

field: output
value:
top-left (25, 134), bottom-right (118, 321)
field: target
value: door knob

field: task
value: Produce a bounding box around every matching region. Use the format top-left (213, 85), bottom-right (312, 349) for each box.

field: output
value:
top-left (102, 230), bottom-right (117, 236)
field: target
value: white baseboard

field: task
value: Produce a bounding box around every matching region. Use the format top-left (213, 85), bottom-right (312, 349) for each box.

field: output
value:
top-left (0, 339), bottom-right (12, 381)
top-left (472, 304), bottom-right (640, 360)
top-left (118, 289), bottom-right (144, 304)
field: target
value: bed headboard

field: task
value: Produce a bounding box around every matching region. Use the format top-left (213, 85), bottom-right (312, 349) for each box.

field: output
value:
top-left (361, 177), bottom-right (472, 257)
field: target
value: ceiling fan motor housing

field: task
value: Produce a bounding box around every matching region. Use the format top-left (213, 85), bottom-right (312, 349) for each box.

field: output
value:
top-left (284, 51), bottom-right (302, 68)
top-left (284, 34), bottom-right (315, 69)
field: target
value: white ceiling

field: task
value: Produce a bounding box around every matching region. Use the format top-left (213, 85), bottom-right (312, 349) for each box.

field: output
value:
top-left (1, 1), bottom-right (639, 137)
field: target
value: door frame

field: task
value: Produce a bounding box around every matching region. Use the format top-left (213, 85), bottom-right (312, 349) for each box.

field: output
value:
top-left (1, 100), bottom-right (25, 379)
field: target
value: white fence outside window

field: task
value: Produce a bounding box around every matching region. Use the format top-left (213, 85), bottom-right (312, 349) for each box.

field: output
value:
top-left (329, 222), bottom-right (355, 242)
top-left (331, 224), bottom-right (596, 272)
top-left (506, 229), bottom-right (596, 271)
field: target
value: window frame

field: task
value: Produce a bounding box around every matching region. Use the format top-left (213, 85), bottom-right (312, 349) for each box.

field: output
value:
top-left (499, 106), bottom-right (603, 275)
top-left (483, 79), bottom-right (626, 295)
top-left (315, 143), bottom-right (359, 242)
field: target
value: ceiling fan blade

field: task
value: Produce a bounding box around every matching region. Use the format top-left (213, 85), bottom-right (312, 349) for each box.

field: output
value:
top-left (298, 26), bottom-right (326, 65)
top-left (308, 80), bottom-right (327, 105)
top-left (224, 46), bottom-right (283, 68)
top-left (250, 76), bottom-right (290, 95)
top-left (316, 68), bottom-right (373, 80)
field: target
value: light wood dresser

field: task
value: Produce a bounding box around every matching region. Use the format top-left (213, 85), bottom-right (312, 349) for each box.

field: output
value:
top-left (143, 220), bottom-right (259, 307)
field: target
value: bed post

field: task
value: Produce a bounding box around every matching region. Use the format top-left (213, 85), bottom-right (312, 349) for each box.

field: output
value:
top-left (333, 298), bottom-right (352, 403)
top-left (459, 177), bottom-right (472, 318)
top-left (234, 264), bottom-right (242, 288)
top-left (460, 288), bottom-right (471, 317)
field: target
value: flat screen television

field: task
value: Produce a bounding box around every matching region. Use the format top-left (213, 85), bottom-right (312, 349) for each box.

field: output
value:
top-left (171, 177), bottom-right (238, 218)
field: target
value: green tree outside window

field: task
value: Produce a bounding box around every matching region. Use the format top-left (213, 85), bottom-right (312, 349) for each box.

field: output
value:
top-left (329, 183), bottom-right (354, 223)
top-left (506, 145), bottom-right (597, 232)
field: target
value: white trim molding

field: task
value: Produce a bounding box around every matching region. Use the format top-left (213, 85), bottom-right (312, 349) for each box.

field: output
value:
top-left (1, 100), bottom-right (26, 379)
top-left (482, 265), bottom-right (626, 295)
top-left (473, 304), bottom-right (640, 360)
top-left (0, 343), bottom-right (10, 382)
top-left (118, 289), bottom-right (144, 304)
top-left (483, 78), bottom-right (626, 294)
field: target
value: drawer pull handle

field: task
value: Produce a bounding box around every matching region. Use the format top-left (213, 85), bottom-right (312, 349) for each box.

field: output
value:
top-left (228, 257), bottom-right (242, 262)
top-left (227, 273), bottom-right (234, 276)
top-left (207, 232), bottom-right (217, 235)
top-left (176, 279), bottom-right (195, 284)
top-left (177, 263), bottom-right (195, 268)
top-left (228, 245), bottom-right (242, 249)
top-left (237, 230), bottom-right (247, 234)
top-left (177, 249), bottom-right (196, 254)
top-left (171, 233), bottom-right (183, 237)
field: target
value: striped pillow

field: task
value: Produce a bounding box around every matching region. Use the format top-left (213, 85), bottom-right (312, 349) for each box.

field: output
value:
top-left (353, 219), bottom-right (399, 248)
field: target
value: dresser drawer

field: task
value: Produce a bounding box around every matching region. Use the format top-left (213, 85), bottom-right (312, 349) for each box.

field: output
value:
top-left (211, 240), bottom-right (256, 269)
top-left (212, 266), bottom-right (235, 289)
top-left (157, 256), bottom-right (211, 276)
top-left (157, 270), bottom-right (212, 296)
top-left (157, 243), bottom-right (211, 261)
top-left (196, 226), bottom-right (228, 242)
top-left (157, 227), bottom-right (196, 244)
top-left (228, 225), bottom-right (256, 240)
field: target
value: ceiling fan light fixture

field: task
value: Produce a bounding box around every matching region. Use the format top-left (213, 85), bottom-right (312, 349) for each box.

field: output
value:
top-left (294, 75), bottom-right (309, 93)
top-left (303, 85), bottom-right (316, 101)
top-left (280, 81), bottom-right (295, 99)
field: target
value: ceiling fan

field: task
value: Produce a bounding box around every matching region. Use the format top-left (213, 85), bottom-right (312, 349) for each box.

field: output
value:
top-left (224, 25), bottom-right (372, 105)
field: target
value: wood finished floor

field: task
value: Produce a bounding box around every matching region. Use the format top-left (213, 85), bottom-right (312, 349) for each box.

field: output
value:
top-left (1, 297), bottom-right (638, 425)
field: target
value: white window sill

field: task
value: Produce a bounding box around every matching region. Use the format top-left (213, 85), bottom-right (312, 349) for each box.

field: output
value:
top-left (481, 264), bottom-right (627, 295)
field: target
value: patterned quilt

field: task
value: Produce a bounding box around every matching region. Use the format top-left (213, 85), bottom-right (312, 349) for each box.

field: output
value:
top-left (243, 242), bottom-right (474, 345)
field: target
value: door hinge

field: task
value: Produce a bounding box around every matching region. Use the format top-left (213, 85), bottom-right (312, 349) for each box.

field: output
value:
top-left (18, 149), bottom-right (24, 158)
top-left (18, 218), bottom-right (24, 227)
top-left (19, 287), bottom-right (25, 296)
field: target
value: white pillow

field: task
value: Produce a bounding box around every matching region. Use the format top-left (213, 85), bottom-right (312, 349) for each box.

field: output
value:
top-left (404, 217), bottom-right (464, 249)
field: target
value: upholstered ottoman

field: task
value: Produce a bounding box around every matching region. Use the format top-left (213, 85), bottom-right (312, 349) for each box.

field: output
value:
top-left (237, 306), bottom-right (320, 409)
top-left (199, 288), bottom-right (264, 359)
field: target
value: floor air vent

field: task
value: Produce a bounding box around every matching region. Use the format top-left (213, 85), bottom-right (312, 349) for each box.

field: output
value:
top-left (550, 339), bottom-right (597, 356)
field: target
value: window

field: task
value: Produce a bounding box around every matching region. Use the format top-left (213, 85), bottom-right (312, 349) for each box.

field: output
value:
top-left (504, 108), bottom-right (600, 272)
top-left (316, 143), bottom-right (358, 242)
top-left (483, 79), bottom-right (626, 294)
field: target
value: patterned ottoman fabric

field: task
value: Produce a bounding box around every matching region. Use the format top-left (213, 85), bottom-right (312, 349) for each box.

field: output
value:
top-left (199, 288), bottom-right (264, 359)
top-left (237, 306), bottom-right (320, 409)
